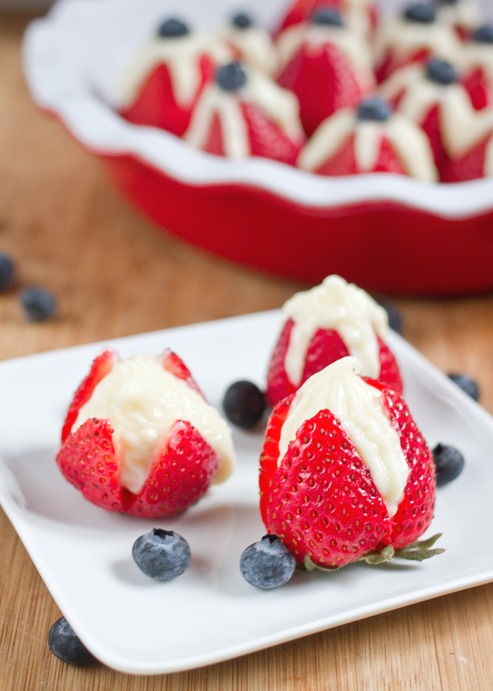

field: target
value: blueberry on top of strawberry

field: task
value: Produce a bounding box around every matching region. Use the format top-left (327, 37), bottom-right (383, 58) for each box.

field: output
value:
top-left (231, 12), bottom-right (254, 30)
top-left (157, 18), bottom-right (190, 39)
top-left (356, 96), bottom-right (392, 122)
top-left (311, 7), bottom-right (344, 28)
top-left (471, 25), bottom-right (493, 45)
top-left (426, 58), bottom-right (458, 85)
top-left (403, 2), bottom-right (436, 24)
top-left (215, 61), bottom-right (247, 91)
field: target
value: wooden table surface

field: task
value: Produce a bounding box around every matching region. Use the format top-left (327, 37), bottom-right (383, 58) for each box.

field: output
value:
top-left (1, 9), bottom-right (493, 690)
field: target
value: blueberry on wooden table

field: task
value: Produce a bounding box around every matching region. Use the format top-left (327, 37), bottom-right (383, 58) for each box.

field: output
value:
top-left (0, 251), bottom-right (15, 290)
top-left (48, 616), bottom-right (98, 666)
top-left (132, 528), bottom-right (191, 581)
top-left (19, 286), bottom-right (57, 322)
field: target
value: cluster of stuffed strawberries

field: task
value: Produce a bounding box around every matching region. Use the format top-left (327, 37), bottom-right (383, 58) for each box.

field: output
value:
top-left (117, 0), bottom-right (493, 182)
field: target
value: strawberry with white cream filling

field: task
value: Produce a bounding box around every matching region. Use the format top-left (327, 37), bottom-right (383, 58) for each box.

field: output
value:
top-left (56, 349), bottom-right (235, 518)
top-left (259, 357), bottom-right (438, 569)
top-left (298, 95), bottom-right (437, 181)
top-left (265, 275), bottom-right (404, 407)
top-left (118, 17), bottom-right (231, 136)
top-left (276, 8), bottom-right (375, 136)
top-left (185, 61), bottom-right (304, 164)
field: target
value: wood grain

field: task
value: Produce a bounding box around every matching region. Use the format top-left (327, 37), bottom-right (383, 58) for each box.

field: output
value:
top-left (1, 10), bottom-right (493, 690)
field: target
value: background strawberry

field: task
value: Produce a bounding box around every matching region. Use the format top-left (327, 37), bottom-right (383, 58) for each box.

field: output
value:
top-left (266, 318), bottom-right (403, 407)
top-left (278, 40), bottom-right (369, 136)
top-left (259, 378), bottom-right (436, 568)
top-left (120, 55), bottom-right (216, 136)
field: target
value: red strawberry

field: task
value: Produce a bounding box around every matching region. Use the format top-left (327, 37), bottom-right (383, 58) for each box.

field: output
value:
top-left (440, 132), bottom-right (492, 182)
top-left (61, 349), bottom-right (118, 443)
top-left (265, 276), bottom-right (403, 407)
top-left (259, 362), bottom-right (437, 569)
top-left (56, 349), bottom-right (234, 518)
top-left (276, 0), bottom-right (378, 37)
top-left (462, 67), bottom-right (493, 111)
top-left (277, 26), bottom-right (373, 136)
top-left (120, 54), bottom-right (216, 137)
top-left (186, 62), bottom-right (304, 164)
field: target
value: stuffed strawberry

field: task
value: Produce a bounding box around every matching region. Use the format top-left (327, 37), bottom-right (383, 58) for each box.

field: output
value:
top-left (379, 58), bottom-right (473, 174)
top-left (185, 61), bottom-right (304, 164)
top-left (297, 95), bottom-right (437, 180)
top-left (118, 17), bottom-right (231, 136)
top-left (374, 2), bottom-right (460, 83)
top-left (275, 0), bottom-right (378, 37)
top-left (266, 275), bottom-right (404, 408)
top-left (217, 11), bottom-right (279, 76)
top-left (56, 348), bottom-right (235, 518)
top-left (260, 357), bottom-right (439, 569)
top-left (461, 25), bottom-right (493, 110)
top-left (276, 7), bottom-right (375, 136)
top-left (435, 0), bottom-right (481, 41)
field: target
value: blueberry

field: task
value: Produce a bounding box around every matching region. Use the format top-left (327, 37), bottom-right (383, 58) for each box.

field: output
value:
top-left (356, 95), bottom-right (392, 122)
top-left (471, 25), bottom-right (493, 45)
top-left (231, 12), bottom-right (253, 30)
top-left (240, 535), bottom-right (296, 589)
top-left (311, 7), bottom-right (344, 27)
top-left (426, 58), bottom-right (458, 86)
top-left (0, 252), bottom-right (15, 291)
top-left (157, 17), bottom-right (190, 39)
top-left (215, 61), bottom-right (247, 92)
top-left (132, 529), bottom-right (191, 581)
top-left (222, 380), bottom-right (266, 428)
top-left (19, 286), bottom-right (57, 322)
top-left (447, 373), bottom-right (480, 402)
top-left (403, 2), bottom-right (436, 24)
top-left (432, 443), bottom-right (465, 486)
top-left (48, 616), bottom-right (98, 666)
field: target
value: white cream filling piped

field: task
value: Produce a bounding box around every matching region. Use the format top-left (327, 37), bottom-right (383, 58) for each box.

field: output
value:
top-left (74, 355), bottom-right (235, 495)
top-left (281, 275), bottom-right (389, 387)
top-left (278, 357), bottom-right (410, 517)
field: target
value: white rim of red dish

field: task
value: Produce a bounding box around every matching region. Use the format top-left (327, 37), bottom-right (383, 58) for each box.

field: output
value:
top-left (22, 0), bottom-right (493, 218)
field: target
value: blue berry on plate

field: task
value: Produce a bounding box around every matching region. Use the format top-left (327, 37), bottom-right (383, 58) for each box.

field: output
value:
top-left (311, 7), bottom-right (344, 27)
top-left (378, 299), bottom-right (403, 333)
top-left (240, 535), bottom-right (296, 589)
top-left (231, 12), bottom-right (253, 29)
top-left (215, 61), bottom-right (247, 91)
top-left (426, 58), bottom-right (458, 86)
top-left (447, 373), bottom-right (480, 402)
top-left (48, 616), bottom-right (98, 666)
top-left (222, 380), bottom-right (266, 428)
top-left (0, 252), bottom-right (15, 290)
top-left (356, 96), bottom-right (392, 122)
top-left (404, 2), bottom-right (436, 23)
top-left (432, 443), bottom-right (465, 486)
top-left (157, 17), bottom-right (190, 39)
top-left (19, 286), bottom-right (57, 322)
top-left (132, 528), bottom-right (191, 581)
top-left (471, 25), bottom-right (493, 45)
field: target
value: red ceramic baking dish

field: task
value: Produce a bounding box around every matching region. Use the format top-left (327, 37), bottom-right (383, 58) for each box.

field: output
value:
top-left (22, 0), bottom-right (493, 295)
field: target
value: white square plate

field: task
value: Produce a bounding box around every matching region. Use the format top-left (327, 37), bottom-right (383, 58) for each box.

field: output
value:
top-left (1, 310), bottom-right (492, 675)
